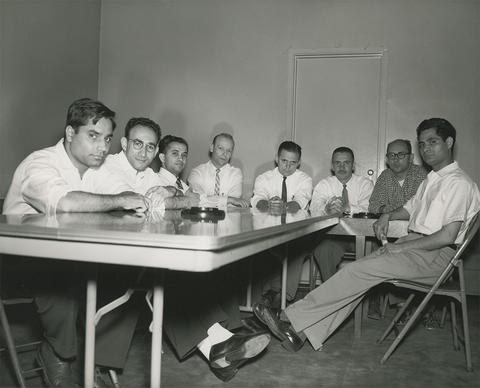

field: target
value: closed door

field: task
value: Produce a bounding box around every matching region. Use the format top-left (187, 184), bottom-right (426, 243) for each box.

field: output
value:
top-left (289, 51), bottom-right (387, 184)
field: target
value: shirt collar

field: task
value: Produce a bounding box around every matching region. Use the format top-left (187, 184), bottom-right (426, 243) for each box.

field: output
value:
top-left (208, 160), bottom-right (229, 171)
top-left (159, 167), bottom-right (179, 183)
top-left (55, 138), bottom-right (83, 175)
top-left (428, 161), bottom-right (458, 179)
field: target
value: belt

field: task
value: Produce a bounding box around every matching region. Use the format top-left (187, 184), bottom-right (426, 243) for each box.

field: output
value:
top-left (408, 231), bottom-right (457, 250)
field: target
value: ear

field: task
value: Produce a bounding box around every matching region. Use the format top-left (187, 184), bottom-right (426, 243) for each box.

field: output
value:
top-left (120, 137), bottom-right (128, 152)
top-left (209, 144), bottom-right (214, 153)
top-left (65, 126), bottom-right (75, 142)
top-left (274, 154), bottom-right (279, 166)
top-left (446, 136), bottom-right (454, 150)
top-left (159, 153), bottom-right (166, 165)
top-left (352, 162), bottom-right (355, 173)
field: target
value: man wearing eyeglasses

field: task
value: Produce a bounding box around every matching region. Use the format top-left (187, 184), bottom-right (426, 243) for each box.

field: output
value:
top-left (369, 139), bottom-right (427, 214)
top-left (309, 146), bottom-right (374, 281)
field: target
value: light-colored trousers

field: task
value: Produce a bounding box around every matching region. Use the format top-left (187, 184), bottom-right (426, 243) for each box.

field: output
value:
top-left (285, 235), bottom-right (455, 350)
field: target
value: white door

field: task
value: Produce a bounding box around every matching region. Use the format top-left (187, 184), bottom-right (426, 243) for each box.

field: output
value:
top-left (289, 50), bottom-right (387, 184)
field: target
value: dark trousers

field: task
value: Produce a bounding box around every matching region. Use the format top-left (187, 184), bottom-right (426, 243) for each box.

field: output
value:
top-left (164, 267), bottom-right (242, 360)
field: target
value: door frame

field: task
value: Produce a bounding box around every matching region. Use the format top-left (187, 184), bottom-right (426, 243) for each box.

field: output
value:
top-left (287, 48), bottom-right (389, 179)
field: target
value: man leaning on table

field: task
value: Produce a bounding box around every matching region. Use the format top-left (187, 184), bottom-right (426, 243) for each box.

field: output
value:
top-left (253, 117), bottom-right (480, 353)
top-left (2, 98), bottom-right (150, 387)
top-left (250, 141), bottom-right (313, 313)
top-left (188, 133), bottom-right (249, 208)
top-left (310, 146), bottom-right (374, 281)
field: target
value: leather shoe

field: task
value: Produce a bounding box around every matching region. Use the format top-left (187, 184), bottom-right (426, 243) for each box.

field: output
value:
top-left (261, 289), bottom-right (281, 309)
top-left (36, 341), bottom-right (77, 388)
top-left (253, 303), bottom-right (304, 352)
top-left (209, 331), bottom-right (270, 370)
top-left (237, 316), bottom-right (269, 334)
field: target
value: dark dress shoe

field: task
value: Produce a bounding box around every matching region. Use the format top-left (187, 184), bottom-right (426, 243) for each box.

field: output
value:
top-left (238, 316), bottom-right (269, 334)
top-left (253, 303), bottom-right (305, 352)
top-left (261, 289), bottom-right (281, 309)
top-left (209, 331), bottom-right (271, 369)
top-left (36, 342), bottom-right (77, 387)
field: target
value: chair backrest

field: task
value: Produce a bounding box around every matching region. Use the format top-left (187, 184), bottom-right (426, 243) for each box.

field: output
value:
top-left (453, 211), bottom-right (480, 265)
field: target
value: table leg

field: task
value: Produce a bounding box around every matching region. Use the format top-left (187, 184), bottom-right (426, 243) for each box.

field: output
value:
top-left (151, 271), bottom-right (164, 388)
top-left (281, 244), bottom-right (288, 310)
top-left (84, 272), bottom-right (98, 388)
top-left (354, 235), bottom-right (366, 339)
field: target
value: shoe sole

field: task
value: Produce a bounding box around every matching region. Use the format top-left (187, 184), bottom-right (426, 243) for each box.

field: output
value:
top-left (210, 333), bottom-right (271, 368)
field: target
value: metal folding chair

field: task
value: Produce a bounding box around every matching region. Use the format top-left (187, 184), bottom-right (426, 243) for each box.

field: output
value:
top-left (377, 211), bottom-right (480, 371)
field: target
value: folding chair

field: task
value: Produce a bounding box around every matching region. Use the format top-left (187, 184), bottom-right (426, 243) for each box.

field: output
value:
top-left (378, 211), bottom-right (480, 371)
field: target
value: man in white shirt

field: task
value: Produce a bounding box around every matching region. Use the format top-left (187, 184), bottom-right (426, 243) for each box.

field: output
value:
top-left (310, 147), bottom-right (374, 281)
top-left (251, 141), bottom-right (313, 311)
top-left (188, 133), bottom-right (249, 208)
top-left (254, 118), bottom-right (480, 353)
top-left (3, 98), bottom-right (149, 387)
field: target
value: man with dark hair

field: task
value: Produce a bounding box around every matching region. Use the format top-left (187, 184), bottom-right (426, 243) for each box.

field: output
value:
top-left (250, 141), bottom-right (312, 320)
top-left (251, 141), bottom-right (312, 213)
top-left (254, 118), bottom-right (480, 354)
top-left (369, 139), bottom-right (427, 214)
top-left (188, 133), bottom-right (249, 208)
top-left (3, 98), bottom-right (149, 387)
top-left (310, 146), bottom-right (374, 281)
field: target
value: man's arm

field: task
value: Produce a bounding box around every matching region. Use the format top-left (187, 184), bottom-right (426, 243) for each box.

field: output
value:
top-left (57, 191), bottom-right (149, 213)
top-left (379, 221), bottom-right (462, 254)
top-left (373, 206), bottom-right (410, 240)
top-left (187, 167), bottom-right (207, 195)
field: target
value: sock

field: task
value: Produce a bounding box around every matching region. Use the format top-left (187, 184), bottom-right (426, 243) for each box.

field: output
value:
top-left (197, 322), bottom-right (234, 363)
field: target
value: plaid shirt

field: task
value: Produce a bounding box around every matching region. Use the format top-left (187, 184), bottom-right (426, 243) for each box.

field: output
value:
top-left (368, 164), bottom-right (427, 213)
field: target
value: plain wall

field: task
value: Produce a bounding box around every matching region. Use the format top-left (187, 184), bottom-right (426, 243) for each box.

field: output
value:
top-left (0, 0), bottom-right (101, 197)
top-left (98, 0), bottom-right (480, 196)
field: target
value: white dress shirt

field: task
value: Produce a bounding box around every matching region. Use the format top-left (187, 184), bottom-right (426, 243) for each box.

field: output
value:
top-left (404, 161), bottom-right (480, 244)
top-left (310, 174), bottom-right (374, 215)
top-left (188, 161), bottom-right (243, 197)
top-left (3, 139), bottom-right (129, 215)
top-left (251, 167), bottom-right (312, 210)
top-left (157, 167), bottom-right (189, 194)
top-left (96, 151), bottom-right (163, 195)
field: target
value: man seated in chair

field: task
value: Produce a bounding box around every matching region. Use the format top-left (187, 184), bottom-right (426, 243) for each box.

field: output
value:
top-left (310, 146), bottom-right (374, 281)
top-left (188, 133), bottom-right (250, 208)
top-left (253, 118), bottom-right (480, 353)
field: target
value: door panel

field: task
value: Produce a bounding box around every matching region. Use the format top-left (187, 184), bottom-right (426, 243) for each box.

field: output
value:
top-left (290, 52), bottom-right (386, 184)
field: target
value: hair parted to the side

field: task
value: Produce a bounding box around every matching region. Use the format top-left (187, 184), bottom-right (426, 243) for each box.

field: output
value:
top-left (66, 98), bottom-right (116, 132)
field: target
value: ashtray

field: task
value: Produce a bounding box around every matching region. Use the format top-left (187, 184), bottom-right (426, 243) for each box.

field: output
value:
top-left (181, 207), bottom-right (226, 222)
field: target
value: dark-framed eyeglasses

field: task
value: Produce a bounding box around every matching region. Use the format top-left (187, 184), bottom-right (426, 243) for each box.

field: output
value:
top-left (386, 152), bottom-right (409, 160)
top-left (129, 139), bottom-right (157, 153)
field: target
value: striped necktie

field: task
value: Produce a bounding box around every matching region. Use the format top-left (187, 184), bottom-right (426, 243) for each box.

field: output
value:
top-left (214, 168), bottom-right (221, 195)
top-left (342, 183), bottom-right (350, 213)
top-left (176, 177), bottom-right (183, 191)
top-left (281, 176), bottom-right (287, 202)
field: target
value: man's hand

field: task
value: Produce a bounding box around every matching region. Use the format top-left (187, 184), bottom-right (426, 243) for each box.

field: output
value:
top-left (373, 213), bottom-right (390, 241)
top-left (269, 196), bottom-right (286, 213)
top-left (325, 196), bottom-right (343, 215)
top-left (374, 241), bottom-right (405, 255)
top-left (118, 191), bottom-right (150, 213)
top-left (286, 201), bottom-right (301, 213)
top-left (228, 197), bottom-right (250, 208)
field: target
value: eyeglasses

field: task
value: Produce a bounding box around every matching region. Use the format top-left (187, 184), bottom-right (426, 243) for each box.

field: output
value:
top-left (386, 152), bottom-right (409, 160)
top-left (129, 139), bottom-right (157, 153)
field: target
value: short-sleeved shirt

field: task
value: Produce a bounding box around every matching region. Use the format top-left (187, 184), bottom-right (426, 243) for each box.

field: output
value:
top-left (403, 161), bottom-right (480, 244)
top-left (95, 151), bottom-right (163, 195)
top-left (251, 168), bottom-right (312, 210)
top-left (3, 139), bottom-right (129, 215)
top-left (310, 174), bottom-right (374, 215)
top-left (368, 164), bottom-right (427, 213)
top-left (188, 160), bottom-right (243, 197)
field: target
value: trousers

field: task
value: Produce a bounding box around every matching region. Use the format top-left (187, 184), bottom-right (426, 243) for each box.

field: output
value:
top-left (285, 237), bottom-right (455, 350)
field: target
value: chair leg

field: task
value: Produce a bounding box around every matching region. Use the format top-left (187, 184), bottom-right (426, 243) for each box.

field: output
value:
top-left (381, 293), bottom-right (389, 318)
top-left (440, 305), bottom-right (447, 328)
top-left (377, 293), bottom-right (415, 344)
top-left (0, 301), bottom-right (27, 388)
top-left (381, 291), bottom-right (433, 364)
top-left (459, 292), bottom-right (473, 372)
top-left (450, 301), bottom-right (460, 351)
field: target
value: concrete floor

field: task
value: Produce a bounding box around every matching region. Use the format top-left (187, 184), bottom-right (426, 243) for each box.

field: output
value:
top-left (2, 296), bottom-right (480, 388)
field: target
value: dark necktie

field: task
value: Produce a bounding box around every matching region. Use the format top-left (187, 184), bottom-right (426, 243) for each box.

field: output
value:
top-left (214, 168), bottom-right (221, 195)
top-left (342, 183), bottom-right (350, 212)
top-left (281, 176), bottom-right (287, 202)
top-left (176, 177), bottom-right (183, 191)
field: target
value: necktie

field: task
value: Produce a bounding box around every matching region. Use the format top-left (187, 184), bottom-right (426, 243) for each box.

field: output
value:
top-left (176, 177), bottom-right (183, 191)
top-left (342, 183), bottom-right (350, 213)
top-left (281, 176), bottom-right (287, 202)
top-left (214, 168), bottom-right (221, 195)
